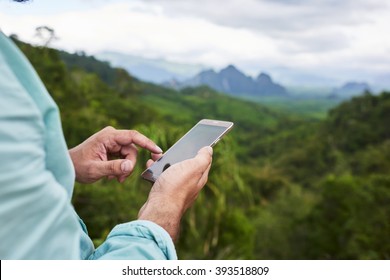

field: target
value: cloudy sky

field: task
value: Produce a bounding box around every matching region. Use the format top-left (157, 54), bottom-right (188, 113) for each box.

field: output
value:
top-left (1, 0), bottom-right (389, 87)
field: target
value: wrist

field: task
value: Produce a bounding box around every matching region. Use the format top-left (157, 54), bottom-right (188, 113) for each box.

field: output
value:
top-left (68, 146), bottom-right (83, 183)
top-left (138, 197), bottom-right (184, 242)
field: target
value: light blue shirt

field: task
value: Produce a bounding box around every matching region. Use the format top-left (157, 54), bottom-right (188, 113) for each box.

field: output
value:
top-left (0, 32), bottom-right (177, 260)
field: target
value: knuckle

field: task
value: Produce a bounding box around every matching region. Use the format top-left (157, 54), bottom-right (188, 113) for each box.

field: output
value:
top-left (86, 164), bottom-right (97, 180)
top-left (97, 126), bottom-right (115, 141)
top-left (104, 126), bottom-right (115, 131)
top-left (127, 130), bottom-right (140, 142)
top-left (108, 161), bottom-right (117, 174)
top-left (128, 130), bottom-right (138, 137)
top-left (196, 156), bottom-right (210, 169)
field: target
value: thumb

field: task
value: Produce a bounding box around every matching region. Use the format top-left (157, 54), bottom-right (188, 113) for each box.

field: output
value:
top-left (198, 146), bottom-right (213, 156)
top-left (192, 146), bottom-right (213, 170)
top-left (96, 159), bottom-right (134, 178)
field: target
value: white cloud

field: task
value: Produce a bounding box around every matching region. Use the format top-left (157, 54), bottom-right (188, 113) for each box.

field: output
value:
top-left (0, 1), bottom-right (278, 66)
top-left (0, 0), bottom-right (389, 86)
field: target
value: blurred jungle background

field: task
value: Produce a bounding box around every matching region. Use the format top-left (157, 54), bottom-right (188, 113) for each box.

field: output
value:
top-left (2, 0), bottom-right (390, 259)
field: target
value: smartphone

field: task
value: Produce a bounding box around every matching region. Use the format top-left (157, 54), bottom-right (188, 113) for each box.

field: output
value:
top-left (141, 119), bottom-right (234, 183)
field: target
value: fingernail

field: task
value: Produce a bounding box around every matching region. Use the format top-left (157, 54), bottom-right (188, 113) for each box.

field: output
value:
top-left (121, 160), bottom-right (133, 173)
top-left (155, 145), bottom-right (163, 153)
top-left (206, 146), bottom-right (213, 155)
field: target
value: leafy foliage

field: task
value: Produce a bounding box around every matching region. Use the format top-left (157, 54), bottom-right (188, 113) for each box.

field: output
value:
top-left (14, 38), bottom-right (390, 259)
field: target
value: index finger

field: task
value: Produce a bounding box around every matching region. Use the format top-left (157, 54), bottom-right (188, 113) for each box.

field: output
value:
top-left (113, 130), bottom-right (163, 154)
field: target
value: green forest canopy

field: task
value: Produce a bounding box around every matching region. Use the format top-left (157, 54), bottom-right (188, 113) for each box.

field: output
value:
top-left (15, 38), bottom-right (390, 259)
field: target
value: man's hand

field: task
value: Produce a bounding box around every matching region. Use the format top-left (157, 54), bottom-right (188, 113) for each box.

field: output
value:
top-left (138, 146), bottom-right (213, 241)
top-left (69, 126), bottom-right (163, 184)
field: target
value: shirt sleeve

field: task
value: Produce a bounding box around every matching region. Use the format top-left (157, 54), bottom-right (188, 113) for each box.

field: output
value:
top-left (0, 51), bottom-right (82, 259)
top-left (88, 220), bottom-right (177, 260)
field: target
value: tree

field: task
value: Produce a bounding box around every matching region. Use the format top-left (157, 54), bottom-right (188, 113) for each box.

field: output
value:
top-left (35, 26), bottom-right (58, 47)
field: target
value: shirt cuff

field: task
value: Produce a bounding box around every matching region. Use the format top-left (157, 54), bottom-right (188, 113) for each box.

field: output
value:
top-left (90, 220), bottom-right (178, 260)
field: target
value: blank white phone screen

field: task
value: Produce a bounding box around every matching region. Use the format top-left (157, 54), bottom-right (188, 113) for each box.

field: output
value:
top-left (145, 124), bottom-right (227, 181)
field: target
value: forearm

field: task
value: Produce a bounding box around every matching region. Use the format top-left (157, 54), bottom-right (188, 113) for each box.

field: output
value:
top-left (138, 197), bottom-right (183, 242)
top-left (0, 135), bottom-right (82, 259)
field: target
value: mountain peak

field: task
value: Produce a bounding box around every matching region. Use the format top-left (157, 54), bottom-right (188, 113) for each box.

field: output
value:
top-left (225, 64), bottom-right (239, 70)
top-left (256, 72), bottom-right (272, 82)
top-left (200, 69), bottom-right (217, 76)
top-left (180, 64), bottom-right (287, 96)
top-left (342, 81), bottom-right (370, 89)
top-left (332, 81), bottom-right (371, 98)
top-left (220, 64), bottom-right (243, 75)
